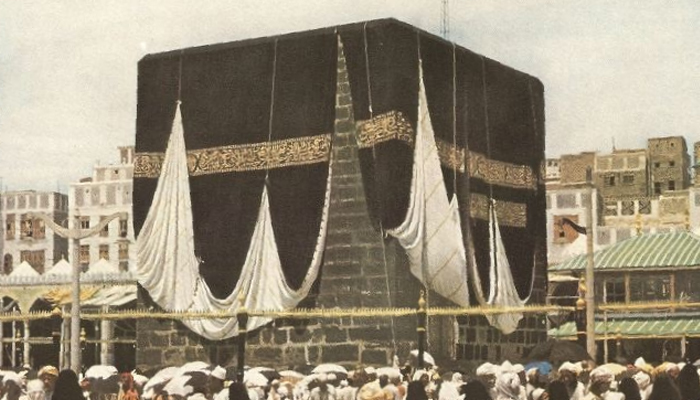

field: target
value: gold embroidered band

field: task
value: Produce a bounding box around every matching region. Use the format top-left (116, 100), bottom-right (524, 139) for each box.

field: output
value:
top-left (135, 111), bottom-right (537, 193)
top-left (470, 193), bottom-right (527, 228)
top-left (356, 110), bottom-right (414, 148)
top-left (134, 134), bottom-right (331, 178)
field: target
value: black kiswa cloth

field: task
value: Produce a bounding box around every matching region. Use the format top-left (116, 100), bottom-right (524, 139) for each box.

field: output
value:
top-left (464, 55), bottom-right (545, 300)
top-left (340, 22), bottom-right (418, 230)
top-left (341, 21), bottom-right (545, 302)
top-left (134, 32), bottom-right (337, 299)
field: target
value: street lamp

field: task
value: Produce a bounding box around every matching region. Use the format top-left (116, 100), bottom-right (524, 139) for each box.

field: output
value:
top-left (28, 211), bottom-right (126, 373)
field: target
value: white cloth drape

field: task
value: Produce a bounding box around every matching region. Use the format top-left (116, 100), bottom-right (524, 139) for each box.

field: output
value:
top-left (137, 102), bottom-right (200, 312)
top-left (136, 101), bottom-right (333, 340)
top-left (386, 60), bottom-right (470, 307)
top-left (387, 58), bottom-right (535, 334)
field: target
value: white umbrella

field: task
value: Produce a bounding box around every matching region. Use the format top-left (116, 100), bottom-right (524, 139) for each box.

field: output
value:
top-left (177, 362), bottom-right (211, 375)
top-left (85, 365), bottom-right (118, 380)
top-left (163, 375), bottom-right (194, 398)
top-left (279, 370), bottom-right (305, 380)
top-left (243, 371), bottom-right (269, 387)
top-left (375, 367), bottom-right (401, 380)
top-left (312, 364), bottom-right (348, 375)
top-left (409, 350), bottom-right (436, 366)
top-left (142, 366), bottom-right (179, 399)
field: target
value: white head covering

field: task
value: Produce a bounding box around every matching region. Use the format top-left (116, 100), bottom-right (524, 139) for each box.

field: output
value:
top-left (26, 380), bottom-right (44, 393)
top-left (558, 362), bottom-right (583, 375)
top-left (633, 371), bottom-right (651, 390)
top-left (531, 388), bottom-right (545, 400)
top-left (211, 366), bottom-right (226, 381)
top-left (2, 371), bottom-right (22, 386)
top-left (495, 372), bottom-right (521, 399)
top-left (634, 357), bottom-right (647, 368)
top-left (476, 362), bottom-right (499, 377)
top-left (589, 366), bottom-right (614, 385)
top-left (512, 364), bottom-right (524, 374)
top-left (451, 373), bottom-right (464, 385)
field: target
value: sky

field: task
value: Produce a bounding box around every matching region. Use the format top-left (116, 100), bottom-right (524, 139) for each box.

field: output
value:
top-left (1, 0), bottom-right (699, 192)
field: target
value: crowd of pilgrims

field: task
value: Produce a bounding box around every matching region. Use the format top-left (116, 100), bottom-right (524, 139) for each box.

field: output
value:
top-left (2, 357), bottom-right (700, 400)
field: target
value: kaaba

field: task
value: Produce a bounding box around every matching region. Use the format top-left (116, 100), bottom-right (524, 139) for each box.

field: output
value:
top-left (132, 18), bottom-right (547, 370)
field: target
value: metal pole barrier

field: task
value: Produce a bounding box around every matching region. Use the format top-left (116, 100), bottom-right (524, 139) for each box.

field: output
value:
top-left (71, 233), bottom-right (81, 373)
top-left (584, 167), bottom-right (597, 359)
top-left (417, 290), bottom-right (427, 369)
top-left (236, 301), bottom-right (249, 383)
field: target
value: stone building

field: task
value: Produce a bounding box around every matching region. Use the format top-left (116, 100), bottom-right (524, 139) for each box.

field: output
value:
top-left (648, 136), bottom-right (691, 195)
top-left (546, 137), bottom-right (700, 265)
top-left (1, 190), bottom-right (68, 274)
top-left (68, 146), bottom-right (136, 272)
top-left (132, 19), bottom-right (548, 371)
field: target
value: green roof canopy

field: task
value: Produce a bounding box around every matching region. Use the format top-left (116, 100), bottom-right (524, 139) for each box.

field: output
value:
top-left (550, 317), bottom-right (700, 339)
top-left (550, 231), bottom-right (700, 272)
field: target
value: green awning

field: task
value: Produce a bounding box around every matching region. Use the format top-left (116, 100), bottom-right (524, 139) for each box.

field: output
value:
top-left (550, 317), bottom-right (700, 339)
top-left (550, 231), bottom-right (700, 272)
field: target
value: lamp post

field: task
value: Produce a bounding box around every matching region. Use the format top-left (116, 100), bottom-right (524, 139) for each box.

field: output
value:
top-left (584, 167), bottom-right (597, 359)
top-left (28, 211), bottom-right (126, 373)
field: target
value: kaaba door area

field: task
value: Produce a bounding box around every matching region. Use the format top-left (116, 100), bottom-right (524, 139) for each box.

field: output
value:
top-left (132, 19), bottom-right (547, 370)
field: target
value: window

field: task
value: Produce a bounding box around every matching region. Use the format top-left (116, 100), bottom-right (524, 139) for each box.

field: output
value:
top-left (6, 196), bottom-right (15, 209)
top-left (106, 185), bottom-right (116, 205)
top-left (99, 245), bottom-right (109, 260)
top-left (119, 261), bottom-right (129, 272)
top-left (79, 245), bottom-right (90, 265)
top-left (630, 274), bottom-right (671, 302)
top-left (118, 242), bottom-right (129, 260)
top-left (670, 161), bottom-right (675, 167)
top-left (668, 181), bottom-right (676, 191)
top-left (604, 175), bottom-right (616, 187)
top-left (654, 162), bottom-right (661, 168)
top-left (20, 215), bottom-right (33, 239)
top-left (80, 217), bottom-right (90, 230)
top-left (3, 254), bottom-right (13, 275)
top-left (100, 217), bottom-right (109, 237)
top-left (5, 214), bottom-right (15, 240)
top-left (622, 175), bottom-right (635, 185)
top-left (32, 218), bottom-right (45, 239)
top-left (119, 217), bottom-right (128, 237)
top-left (18, 196), bottom-right (26, 209)
top-left (654, 182), bottom-right (662, 195)
top-left (605, 277), bottom-right (625, 303)
top-left (28, 195), bottom-right (36, 208)
top-left (20, 250), bottom-right (45, 273)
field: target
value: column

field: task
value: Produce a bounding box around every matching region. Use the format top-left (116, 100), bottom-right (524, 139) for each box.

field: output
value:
top-left (0, 319), bottom-right (4, 368)
top-left (23, 320), bottom-right (30, 367)
top-left (100, 306), bottom-right (114, 365)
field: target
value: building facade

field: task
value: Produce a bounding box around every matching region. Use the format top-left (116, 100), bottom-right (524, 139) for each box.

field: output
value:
top-left (546, 137), bottom-right (700, 265)
top-left (1, 191), bottom-right (69, 274)
top-left (68, 146), bottom-right (136, 272)
top-left (548, 231), bottom-right (700, 363)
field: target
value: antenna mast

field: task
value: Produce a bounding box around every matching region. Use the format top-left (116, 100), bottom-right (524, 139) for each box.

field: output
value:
top-left (441, 0), bottom-right (450, 40)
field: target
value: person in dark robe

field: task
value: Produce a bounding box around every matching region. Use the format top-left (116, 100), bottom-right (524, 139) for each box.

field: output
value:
top-left (405, 382), bottom-right (428, 400)
top-left (459, 381), bottom-right (491, 400)
top-left (53, 370), bottom-right (84, 400)
top-left (546, 381), bottom-right (569, 400)
top-left (618, 377), bottom-right (641, 400)
top-left (677, 363), bottom-right (700, 400)
top-left (228, 383), bottom-right (250, 400)
top-left (647, 374), bottom-right (681, 400)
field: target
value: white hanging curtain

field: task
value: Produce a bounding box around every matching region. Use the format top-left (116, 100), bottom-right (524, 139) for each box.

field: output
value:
top-left (136, 102), bottom-right (200, 312)
top-left (386, 60), bottom-right (470, 307)
top-left (386, 58), bottom-right (534, 334)
top-left (484, 201), bottom-right (529, 334)
top-left (136, 102), bottom-right (333, 340)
